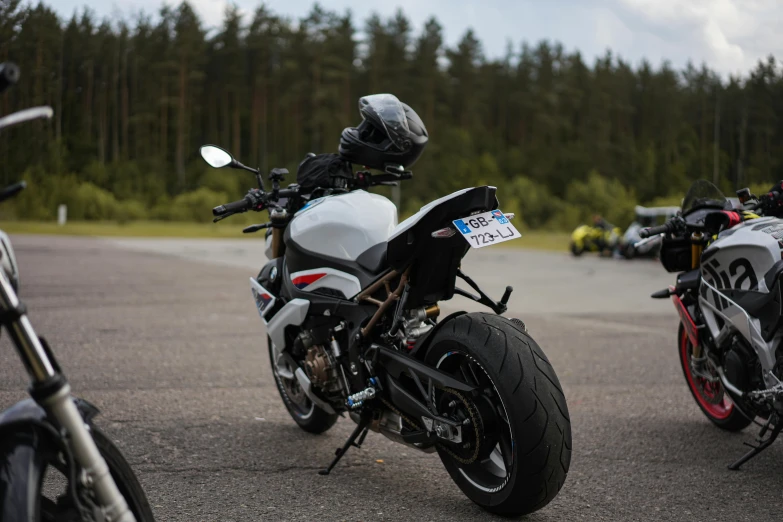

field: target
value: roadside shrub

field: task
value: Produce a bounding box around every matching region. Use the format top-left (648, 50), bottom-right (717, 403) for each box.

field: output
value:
top-left (153, 188), bottom-right (228, 223)
top-left (564, 170), bottom-right (637, 229)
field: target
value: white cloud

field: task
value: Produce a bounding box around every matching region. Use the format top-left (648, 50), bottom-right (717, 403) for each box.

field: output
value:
top-left (44, 0), bottom-right (783, 76)
top-left (609, 0), bottom-right (782, 75)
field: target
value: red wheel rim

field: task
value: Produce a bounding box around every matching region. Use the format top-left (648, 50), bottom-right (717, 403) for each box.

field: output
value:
top-left (680, 329), bottom-right (733, 420)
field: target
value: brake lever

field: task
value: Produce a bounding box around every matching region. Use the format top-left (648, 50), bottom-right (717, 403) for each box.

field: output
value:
top-left (377, 181), bottom-right (398, 187)
top-left (243, 223), bottom-right (271, 234)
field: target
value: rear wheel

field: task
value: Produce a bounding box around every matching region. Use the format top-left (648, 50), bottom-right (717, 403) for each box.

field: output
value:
top-left (569, 242), bottom-right (583, 257)
top-left (268, 336), bottom-right (338, 434)
top-left (424, 313), bottom-right (571, 516)
top-left (678, 325), bottom-right (752, 431)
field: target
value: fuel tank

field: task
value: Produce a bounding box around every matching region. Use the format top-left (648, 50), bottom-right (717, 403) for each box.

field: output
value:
top-left (702, 216), bottom-right (783, 292)
top-left (287, 190), bottom-right (397, 262)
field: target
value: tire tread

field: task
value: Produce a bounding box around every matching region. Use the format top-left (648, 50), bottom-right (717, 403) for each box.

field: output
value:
top-left (425, 312), bottom-right (571, 516)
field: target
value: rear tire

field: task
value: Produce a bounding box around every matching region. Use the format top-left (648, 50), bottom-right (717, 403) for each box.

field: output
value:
top-left (678, 325), bottom-right (752, 432)
top-left (268, 336), bottom-right (338, 434)
top-left (424, 313), bottom-right (571, 516)
top-left (570, 242), bottom-right (583, 257)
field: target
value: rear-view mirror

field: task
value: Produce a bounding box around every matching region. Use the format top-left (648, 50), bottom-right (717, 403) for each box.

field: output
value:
top-left (200, 145), bottom-right (233, 169)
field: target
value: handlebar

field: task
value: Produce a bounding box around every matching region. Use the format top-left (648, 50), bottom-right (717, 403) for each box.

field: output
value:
top-left (0, 181), bottom-right (26, 203)
top-left (211, 170), bottom-right (411, 221)
top-left (0, 63), bottom-right (19, 94)
top-left (640, 219), bottom-right (679, 239)
top-left (212, 187), bottom-right (301, 217)
top-left (213, 197), bottom-right (252, 216)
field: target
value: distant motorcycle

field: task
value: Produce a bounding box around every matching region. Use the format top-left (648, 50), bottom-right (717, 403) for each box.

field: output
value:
top-left (570, 221), bottom-right (620, 256)
top-left (620, 205), bottom-right (679, 259)
top-left (201, 93), bottom-right (571, 516)
top-left (0, 62), bottom-right (153, 522)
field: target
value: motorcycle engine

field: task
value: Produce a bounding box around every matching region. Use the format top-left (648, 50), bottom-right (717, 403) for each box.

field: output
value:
top-left (295, 330), bottom-right (342, 394)
top-left (724, 337), bottom-right (766, 411)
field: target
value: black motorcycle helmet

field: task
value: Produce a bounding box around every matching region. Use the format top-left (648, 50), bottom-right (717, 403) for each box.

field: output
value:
top-left (339, 94), bottom-right (428, 170)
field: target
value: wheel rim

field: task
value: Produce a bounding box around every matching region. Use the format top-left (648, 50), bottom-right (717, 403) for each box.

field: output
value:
top-left (680, 330), bottom-right (733, 420)
top-left (434, 349), bottom-right (514, 493)
top-left (269, 342), bottom-right (314, 420)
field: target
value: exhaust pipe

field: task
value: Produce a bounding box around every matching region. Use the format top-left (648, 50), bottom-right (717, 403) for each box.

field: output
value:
top-left (294, 368), bottom-right (336, 414)
top-left (717, 366), bottom-right (745, 398)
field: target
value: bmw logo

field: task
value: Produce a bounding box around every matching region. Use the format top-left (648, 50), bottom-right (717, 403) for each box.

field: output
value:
top-left (270, 266), bottom-right (278, 281)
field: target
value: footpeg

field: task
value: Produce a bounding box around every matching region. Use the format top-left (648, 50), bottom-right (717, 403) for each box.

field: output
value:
top-left (346, 387), bottom-right (376, 409)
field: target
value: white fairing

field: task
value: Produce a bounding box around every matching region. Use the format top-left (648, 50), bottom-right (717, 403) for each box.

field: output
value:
top-left (289, 190), bottom-right (397, 261)
top-left (698, 217), bottom-right (783, 385)
top-left (290, 268), bottom-right (362, 298)
top-left (266, 298), bottom-right (310, 357)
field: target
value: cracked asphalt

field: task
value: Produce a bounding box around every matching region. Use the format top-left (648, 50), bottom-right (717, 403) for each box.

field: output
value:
top-left (2, 235), bottom-right (782, 521)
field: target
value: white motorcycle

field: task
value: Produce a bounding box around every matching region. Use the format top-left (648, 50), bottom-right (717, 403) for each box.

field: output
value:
top-left (198, 94), bottom-right (571, 518)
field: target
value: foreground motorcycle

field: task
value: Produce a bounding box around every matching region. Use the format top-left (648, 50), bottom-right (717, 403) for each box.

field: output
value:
top-left (0, 62), bottom-right (153, 521)
top-left (202, 94), bottom-right (571, 515)
top-left (644, 179), bottom-right (783, 470)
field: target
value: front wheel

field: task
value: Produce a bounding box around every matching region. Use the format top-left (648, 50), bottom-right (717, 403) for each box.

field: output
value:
top-left (268, 336), bottom-right (338, 434)
top-left (678, 325), bottom-right (752, 431)
top-left (37, 424), bottom-right (155, 521)
top-left (424, 313), bottom-right (571, 516)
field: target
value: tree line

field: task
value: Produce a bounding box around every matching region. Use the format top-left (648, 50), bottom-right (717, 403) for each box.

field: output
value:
top-left (1, 0), bottom-right (781, 229)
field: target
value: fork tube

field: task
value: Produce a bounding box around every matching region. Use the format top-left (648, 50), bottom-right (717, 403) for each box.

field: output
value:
top-left (0, 272), bottom-right (56, 381)
top-left (42, 385), bottom-right (136, 522)
top-left (271, 228), bottom-right (282, 258)
top-left (691, 232), bottom-right (704, 270)
top-left (0, 274), bottom-right (136, 522)
top-left (690, 232), bottom-right (704, 359)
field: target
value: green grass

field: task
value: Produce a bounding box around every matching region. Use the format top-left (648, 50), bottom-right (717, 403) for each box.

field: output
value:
top-left (0, 220), bottom-right (255, 238)
top-left (512, 231), bottom-right (570, 251)
top-left (0, 220), bottom-right (572, 251)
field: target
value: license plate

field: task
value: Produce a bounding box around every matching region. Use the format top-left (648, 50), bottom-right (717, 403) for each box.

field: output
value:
top-left (453, 210), bottom-right (521, 248)
top-left (249, 277), bottom-right (276, 319)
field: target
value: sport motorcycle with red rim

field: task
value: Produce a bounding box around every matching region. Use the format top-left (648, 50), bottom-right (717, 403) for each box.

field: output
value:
top-left (644, 179), bottom-right (783, 470)
top-left (198, 104), bottom-right (571, 514)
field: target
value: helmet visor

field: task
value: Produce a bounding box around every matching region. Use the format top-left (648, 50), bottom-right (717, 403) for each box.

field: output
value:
top-left (359, 94), bottom-right (411, 151)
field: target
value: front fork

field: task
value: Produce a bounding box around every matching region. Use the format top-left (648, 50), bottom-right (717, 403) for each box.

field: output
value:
top-left (672, 288), bottom-right (715, 381)
top-left (690, 232), bottom-right (705, 359)
top-left (0, 273), bottom-right (136, 522)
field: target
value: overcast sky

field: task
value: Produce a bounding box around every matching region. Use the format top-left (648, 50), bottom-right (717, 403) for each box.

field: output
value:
top-left (45, 0), bottom-right (782, 77)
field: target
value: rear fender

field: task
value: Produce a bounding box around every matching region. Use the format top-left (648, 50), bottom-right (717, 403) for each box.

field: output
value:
top-left (409, 311), bottom-right (467, 360)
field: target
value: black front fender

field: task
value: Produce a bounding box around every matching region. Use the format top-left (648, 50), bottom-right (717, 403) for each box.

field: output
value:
top-left (0, 397), bottom-right (100, 520)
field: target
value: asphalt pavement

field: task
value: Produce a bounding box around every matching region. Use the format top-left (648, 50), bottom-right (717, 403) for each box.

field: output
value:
top-left (1, 235), bottom-right (782, 521)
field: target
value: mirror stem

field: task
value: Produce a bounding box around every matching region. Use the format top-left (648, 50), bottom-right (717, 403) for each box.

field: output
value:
top-left (231, 160), bottom-right (260, 176)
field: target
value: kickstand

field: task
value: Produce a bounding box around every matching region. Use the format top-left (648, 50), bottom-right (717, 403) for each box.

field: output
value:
top-left (728, 417), bottom-right (782, 471)
top-left (318, 414), bottom-right (371, 476)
